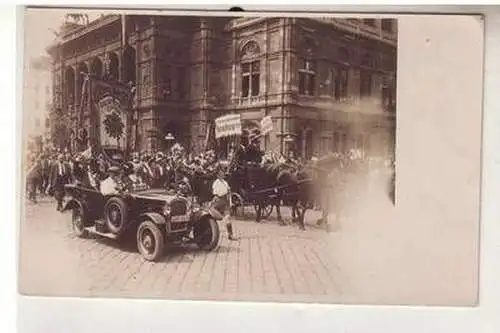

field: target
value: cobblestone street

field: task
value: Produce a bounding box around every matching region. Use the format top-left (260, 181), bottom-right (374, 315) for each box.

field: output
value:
top-left (18, 189), bottom-right (478, 306)
top-left (18, 197), bottom-right (346, 303)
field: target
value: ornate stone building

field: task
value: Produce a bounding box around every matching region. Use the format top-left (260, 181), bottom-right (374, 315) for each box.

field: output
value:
top-left (47, 15), bottom-right (397, 158)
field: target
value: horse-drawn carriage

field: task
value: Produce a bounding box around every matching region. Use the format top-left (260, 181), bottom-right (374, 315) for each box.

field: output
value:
top-left (225, 157), bottom-right (314, 225)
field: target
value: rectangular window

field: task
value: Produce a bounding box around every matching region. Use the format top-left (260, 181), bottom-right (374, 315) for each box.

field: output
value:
top-left (251, 74), bottom-right (260, 96)
top-left (307, 74), bottom-right (315, 96)
top-left (242, 75), bottom-right (250, 98)
top-left (381, 19), bottom-right (393, 32)
top-left (299, 59), bottom-right (316, 96)
top-left (335, 67), bottom-right (349, 100)
top-left (299, 72), bottom-right (306, 95)
top-left (363, 19), bottom-right (376, 27)
top-left (241, 61), bottom-right (260, 97)
top-left (163, 65), bottom-right (172, 98)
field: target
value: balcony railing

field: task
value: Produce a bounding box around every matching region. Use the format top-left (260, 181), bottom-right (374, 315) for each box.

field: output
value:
top-left (313, 18), bottom-right (397, 45)
top-left (225, 17), bottom-right (266, 31)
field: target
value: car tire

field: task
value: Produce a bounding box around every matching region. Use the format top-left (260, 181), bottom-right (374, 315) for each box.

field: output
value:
top-left (72, 205), bottom-right (88, 238)
top-left (104, 197), bottom-right (129, 236)
top-left (136, 220), bottom-right (165, 262)
top-left (194, 217), bottom-right (220, 251)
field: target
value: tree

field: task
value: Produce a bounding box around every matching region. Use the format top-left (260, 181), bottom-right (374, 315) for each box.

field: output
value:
top-left (103, 112), bottom-right (124, 147)
top-left (48, 107), bottom-right (70, 151)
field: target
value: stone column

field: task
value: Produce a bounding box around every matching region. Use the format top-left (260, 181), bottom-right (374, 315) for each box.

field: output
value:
top-left (348, 67), bottom-right (360, 103)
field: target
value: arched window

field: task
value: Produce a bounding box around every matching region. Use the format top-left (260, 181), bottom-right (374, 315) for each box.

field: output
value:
top-left (299, 38), bottom-right (317, 96)
top-left (89, 57), bottom-right (103, 78)
top-left (240, 41), bottom-right (261, 98)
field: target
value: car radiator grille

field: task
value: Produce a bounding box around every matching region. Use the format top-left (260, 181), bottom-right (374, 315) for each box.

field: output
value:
top-left (170, 200), bottom-right (187, 216)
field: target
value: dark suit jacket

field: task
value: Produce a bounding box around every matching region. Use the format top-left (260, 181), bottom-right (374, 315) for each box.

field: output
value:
top-left (49, 162), bottom-right (70, 189)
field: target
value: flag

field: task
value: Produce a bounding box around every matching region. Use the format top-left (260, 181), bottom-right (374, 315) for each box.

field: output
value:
top-left (80, 74), bottom-right (89, 107)
top-left (81, 146), bottom-right (92, 160)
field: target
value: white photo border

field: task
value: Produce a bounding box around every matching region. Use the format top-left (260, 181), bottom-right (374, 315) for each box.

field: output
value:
top-left (4, 3), bottom-right (500, 333)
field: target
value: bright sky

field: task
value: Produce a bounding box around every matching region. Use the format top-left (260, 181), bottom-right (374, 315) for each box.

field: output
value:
top-left (24, 8), bottom-right (101, 62)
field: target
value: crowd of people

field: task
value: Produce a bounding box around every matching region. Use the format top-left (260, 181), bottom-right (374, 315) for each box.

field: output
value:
top-left (24, 134), bottom-right (395, 234)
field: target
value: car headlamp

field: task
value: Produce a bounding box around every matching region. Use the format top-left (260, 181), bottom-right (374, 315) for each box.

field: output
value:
top-left (163, 202), bottom-right (171, 217)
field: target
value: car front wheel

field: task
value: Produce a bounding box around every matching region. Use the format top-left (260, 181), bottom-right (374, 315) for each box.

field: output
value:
top-left (136, 220), bottom-right (165, 262)
top-left (194, 217), bottom-right (220, 251)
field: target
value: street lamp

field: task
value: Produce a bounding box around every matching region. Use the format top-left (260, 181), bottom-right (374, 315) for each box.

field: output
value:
top-left (164, 132), bottom-right (175, 142)
top-left (284, 134), bottom-right (295, 143)
top-left (165, 132), bottom-right (175, 150)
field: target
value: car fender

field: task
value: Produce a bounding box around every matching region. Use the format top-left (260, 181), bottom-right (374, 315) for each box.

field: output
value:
top-left (62, 199), bottom-right (85, 213)
top-left (139, 212), bottom-right (166, 225)
top-left (194, 207), bottom-right (224, 221)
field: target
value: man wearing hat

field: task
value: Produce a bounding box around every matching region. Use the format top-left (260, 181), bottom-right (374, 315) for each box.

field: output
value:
top-left (131, 152), bottom-right (142, 173)
top-left (100, 166), bottom-right (124, 196)
top-left (47, 153), bottom-right (71, 211)
top-left (71, 154), bottom-right (87, 185)
top-left (122, 162), bottom-right (148, 192)
top-left (152, 152), bottom-right (168, 188)
top-left (211, 165), bottom-right (236, 241)
top-left (245, 132), bottom-right (263, 165)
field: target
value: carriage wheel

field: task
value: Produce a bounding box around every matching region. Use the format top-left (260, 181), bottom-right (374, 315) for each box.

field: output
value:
top-left (253, 203), bottom-right (273, 220)
top-left (230, 193), bottom-right (245, 218)
top-left (261, 204), bottom-right (273, 219)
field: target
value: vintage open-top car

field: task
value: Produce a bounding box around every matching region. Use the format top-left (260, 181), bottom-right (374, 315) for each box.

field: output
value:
top-left (62, 183), bottom-right (222, 261)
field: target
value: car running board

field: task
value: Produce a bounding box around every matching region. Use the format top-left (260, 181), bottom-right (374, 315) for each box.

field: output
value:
top-left (84, 226), bottom-right (118, 240)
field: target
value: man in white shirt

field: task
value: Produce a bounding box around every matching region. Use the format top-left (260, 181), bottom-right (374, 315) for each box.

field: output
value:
top-left (100, 166), bottom-right (122, 196)
top-left (211, 167), bottom-right (236, 241)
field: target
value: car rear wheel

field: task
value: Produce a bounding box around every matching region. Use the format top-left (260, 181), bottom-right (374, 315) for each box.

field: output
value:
top-left (194, 217), bottom-right (220, 251)
top-left (72, 205), bottom-right (87, 238)
top-left (104, 197), bottom-right (129, 236)
top-left (137, 220), bottom-right (165, 262)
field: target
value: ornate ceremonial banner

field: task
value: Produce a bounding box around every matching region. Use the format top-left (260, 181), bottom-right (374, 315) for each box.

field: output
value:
top-left (97, 95), bottom-right (128, 149)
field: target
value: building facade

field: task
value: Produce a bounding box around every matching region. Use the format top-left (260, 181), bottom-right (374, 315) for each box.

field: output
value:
top-left (47, 15), bottom-right (397, 159)
top-left (24, 55), bottom-right (52, 140)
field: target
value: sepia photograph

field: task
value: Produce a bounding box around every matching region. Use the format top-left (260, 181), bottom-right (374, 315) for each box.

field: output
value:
top-left (18, 7), bottom-right (482, 307)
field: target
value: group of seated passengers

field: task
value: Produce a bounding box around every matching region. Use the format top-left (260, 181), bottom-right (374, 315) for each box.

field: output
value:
top-left (72, 156), bottom-right (192, 197)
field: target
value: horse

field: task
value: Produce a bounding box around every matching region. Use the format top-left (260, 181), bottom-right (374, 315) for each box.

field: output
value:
top-left (227, 157), bottom-right (303, 225)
